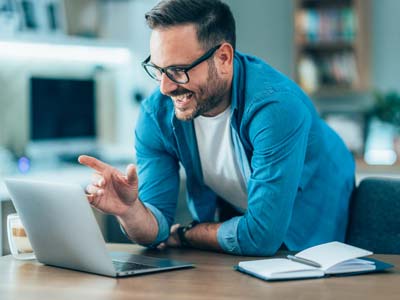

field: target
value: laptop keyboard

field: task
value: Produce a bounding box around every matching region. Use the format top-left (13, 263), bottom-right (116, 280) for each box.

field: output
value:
top-left (112, 260), bottom-right (155, 272)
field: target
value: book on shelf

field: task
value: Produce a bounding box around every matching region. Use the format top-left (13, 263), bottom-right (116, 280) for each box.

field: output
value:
top-left (295, 7), bottom-right (356, 43)
top-left (235, 241), bottom-right (394, 281)
top-left (297, 51), bottom-right (359, 91)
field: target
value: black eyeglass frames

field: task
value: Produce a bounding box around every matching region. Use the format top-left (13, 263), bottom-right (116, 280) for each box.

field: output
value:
top-left (141, 44), bottom-right (222, 84)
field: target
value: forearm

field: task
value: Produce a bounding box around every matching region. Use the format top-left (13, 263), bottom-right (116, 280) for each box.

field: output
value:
top-left (184, 223), bottom-right (222, 251)
top-left (117, 198), bottom-right (159, 245)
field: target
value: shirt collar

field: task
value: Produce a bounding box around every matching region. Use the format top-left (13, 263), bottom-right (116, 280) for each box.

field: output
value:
top-left (229, 51), bottom-right (245, 131)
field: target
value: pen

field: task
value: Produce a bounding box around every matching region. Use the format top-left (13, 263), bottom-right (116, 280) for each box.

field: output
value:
top-left (287, 255), bottom-right (322, 268)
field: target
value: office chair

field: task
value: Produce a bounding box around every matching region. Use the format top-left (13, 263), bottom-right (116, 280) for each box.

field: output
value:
top-left (346, 177), bottom-right (400, 254)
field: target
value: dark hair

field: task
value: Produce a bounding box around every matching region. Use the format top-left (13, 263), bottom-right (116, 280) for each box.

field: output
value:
top-left (145, 0), bottom-right (236, 50)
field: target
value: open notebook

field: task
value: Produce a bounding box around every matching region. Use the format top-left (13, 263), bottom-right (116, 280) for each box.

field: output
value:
top-left (236, 242), bottom-right (393, 281)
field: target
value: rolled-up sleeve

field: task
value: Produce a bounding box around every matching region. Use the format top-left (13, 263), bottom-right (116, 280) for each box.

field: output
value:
top-left (142, 202), bottom-right (170, 247)
top-left (217, 96), bottom-right (311, 256)
top-left (217, 216), bottom-right (242, 254)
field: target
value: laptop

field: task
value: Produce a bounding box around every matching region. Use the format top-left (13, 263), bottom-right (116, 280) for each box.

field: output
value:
top-left (4, 178), bottom-right (194, 277)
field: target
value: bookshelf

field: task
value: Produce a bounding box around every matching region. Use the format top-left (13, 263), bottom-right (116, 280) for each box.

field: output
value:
top-left (294, 0), bottom-right (371, 98)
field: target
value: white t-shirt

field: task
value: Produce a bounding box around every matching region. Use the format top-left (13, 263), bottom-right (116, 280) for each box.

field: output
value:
top-left (194, 107), bottom-right (248, 211)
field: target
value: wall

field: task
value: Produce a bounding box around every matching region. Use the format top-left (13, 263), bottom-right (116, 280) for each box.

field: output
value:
top-left (100, 0), bottom-right (158, 97)
top-left (0, 61), bottom-right (28, 154)
top-left (225, 0), bottom-right (294, 77)
top-left (372, 0), bottom-right (400, 93)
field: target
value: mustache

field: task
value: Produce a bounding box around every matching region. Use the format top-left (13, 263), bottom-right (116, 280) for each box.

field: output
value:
top-left (167, 88), bottom-right (193, 97)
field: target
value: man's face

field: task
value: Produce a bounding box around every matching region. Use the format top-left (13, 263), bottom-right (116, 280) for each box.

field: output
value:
top-left (149, 25), bottom-right (230, 120)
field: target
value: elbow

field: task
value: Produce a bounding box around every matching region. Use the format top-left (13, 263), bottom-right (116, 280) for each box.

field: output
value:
top-left (217, 216), bottom-right (285, 256)
top-left (237, 221), bottom-right (285, 256)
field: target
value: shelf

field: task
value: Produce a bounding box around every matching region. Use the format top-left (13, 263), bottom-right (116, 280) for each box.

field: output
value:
top-left (298, 41), bottom-right (355, 51)
top-left (293, 0), bottom-right (370, 98)
top-left (300, 0), bottom-right (353, 8)
top-left (310, 86), bottom-right (359, 98)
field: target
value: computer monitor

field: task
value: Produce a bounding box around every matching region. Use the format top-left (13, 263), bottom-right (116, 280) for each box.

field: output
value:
top-left (30, 77), bottom-right (96, 140)
top-left (28, 76), bottom-right (98, 163)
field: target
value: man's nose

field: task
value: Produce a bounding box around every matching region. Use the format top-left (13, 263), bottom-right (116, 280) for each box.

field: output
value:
top-left (159, 73), bottom-right (179, 96)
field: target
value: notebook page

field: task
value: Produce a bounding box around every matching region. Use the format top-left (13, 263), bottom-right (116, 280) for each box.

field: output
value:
top-left (295, 242), bottom-right (373, 270)
top-left (325, 259), bottom-right (376, 274)
top-left (238, 258), bottom-right (324, 279)
top-left (338, 258), bottom-right (375, 266)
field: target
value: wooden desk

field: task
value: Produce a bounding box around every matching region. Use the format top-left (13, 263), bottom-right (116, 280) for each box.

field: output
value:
top-left (356, 159), bottom-right (400, 184)
top-left (0, 244), bottom-right (399, 300)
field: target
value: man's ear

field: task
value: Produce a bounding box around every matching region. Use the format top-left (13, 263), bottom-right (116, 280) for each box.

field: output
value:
top-left (215, 43), bottom-right (234, 75)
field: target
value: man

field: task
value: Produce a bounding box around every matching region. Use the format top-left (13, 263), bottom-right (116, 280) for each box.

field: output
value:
top-left (79, 0), bottom-right (355, 256)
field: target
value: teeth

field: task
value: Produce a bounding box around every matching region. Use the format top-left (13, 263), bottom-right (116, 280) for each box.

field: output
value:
top-left (175, 92), bottom-right (192, 101)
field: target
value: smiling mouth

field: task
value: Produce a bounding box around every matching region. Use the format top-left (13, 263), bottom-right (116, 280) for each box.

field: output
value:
top-left (172, 92), bottom-right (194, 109)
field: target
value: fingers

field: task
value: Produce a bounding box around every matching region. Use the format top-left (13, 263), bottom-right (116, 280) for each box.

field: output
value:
top-left (91, 172), bottom-right (105, 187)
top-left (157, 243), bottom-right (166, 250)
top-left (78, 155), bottom-right (110, 173)
top-left (85, 184), bottom-right (104, 212)
top-left (80, 155), bottom-right (136, 188)
top-left (126, 164), bottom-right (138, 185)
top-left (86, 193), bottom-right (104, 213)
top-left (85, 184), bottom-right (104, 196)
top-left (86, 172), bottom-right (105, 195)
top-left (170, 224), bottom-right (180, 233)
top-left (87, 193), bottom-right (96, 204)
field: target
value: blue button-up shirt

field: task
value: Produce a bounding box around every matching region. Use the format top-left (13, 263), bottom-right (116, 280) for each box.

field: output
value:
top-left (134, 51), bottom-right (355, 256)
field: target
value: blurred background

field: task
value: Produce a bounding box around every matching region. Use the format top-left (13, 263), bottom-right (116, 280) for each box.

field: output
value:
top-left (0, 0), bottom-right (399, 254)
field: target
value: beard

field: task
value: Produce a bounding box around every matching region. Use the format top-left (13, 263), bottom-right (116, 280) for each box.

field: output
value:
top-left (168, 60), bottom-right (229, 121)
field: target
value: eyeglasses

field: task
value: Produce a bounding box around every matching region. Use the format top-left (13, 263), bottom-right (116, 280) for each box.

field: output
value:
top-left (141, 44), bottom-right (221, 84)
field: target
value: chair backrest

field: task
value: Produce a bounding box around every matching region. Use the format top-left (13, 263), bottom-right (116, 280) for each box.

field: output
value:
top-left (346, 177), bottom-right (400, 254)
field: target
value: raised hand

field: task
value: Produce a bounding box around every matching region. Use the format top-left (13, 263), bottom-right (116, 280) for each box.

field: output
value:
top-left (78, 155), bottom-right (138, 217)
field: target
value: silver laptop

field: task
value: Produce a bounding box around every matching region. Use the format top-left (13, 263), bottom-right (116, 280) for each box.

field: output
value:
top-left (4, 178), bottom-right (194, 277)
